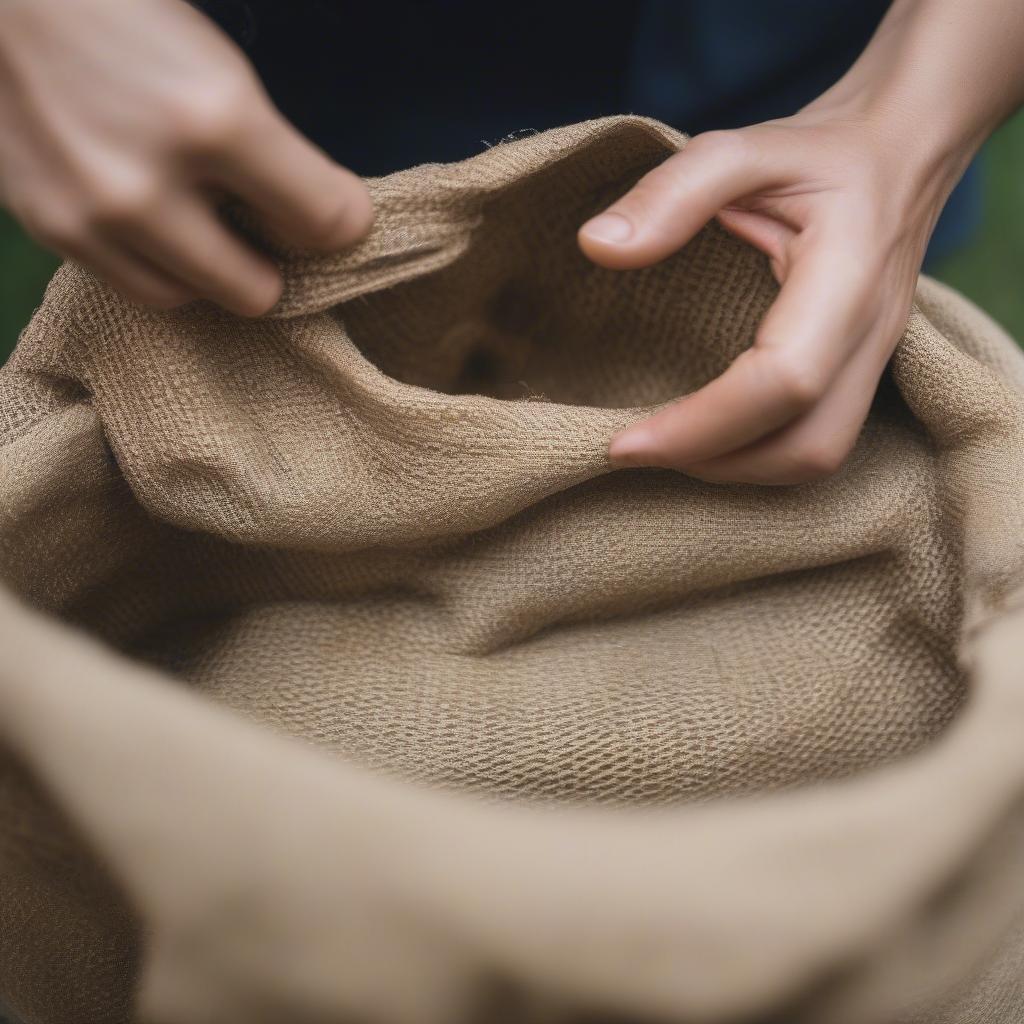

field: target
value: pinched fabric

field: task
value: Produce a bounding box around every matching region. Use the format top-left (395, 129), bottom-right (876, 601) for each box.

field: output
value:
top-left (1, 117), bottom-right (1024, 1024)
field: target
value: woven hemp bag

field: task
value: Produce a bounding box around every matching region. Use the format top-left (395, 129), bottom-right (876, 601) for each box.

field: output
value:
top-left (1, 117), bottom-right (1024, 1024)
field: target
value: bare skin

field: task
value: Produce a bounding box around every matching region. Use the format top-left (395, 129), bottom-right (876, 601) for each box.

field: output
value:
top-left (580, 0), bottom-right (1024, 484)
top-left (0, 0), bottom-right (373, 316)
top-left (0, 0), bottom-right (1022, 481)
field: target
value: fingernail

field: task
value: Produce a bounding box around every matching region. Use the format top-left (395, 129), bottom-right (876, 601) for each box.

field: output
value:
top-left (609, 428), bottom-right (655, 467)
top-left (581, 211), bottom-right (634, 244)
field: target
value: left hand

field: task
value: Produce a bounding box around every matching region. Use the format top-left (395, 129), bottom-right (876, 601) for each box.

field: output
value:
top-left (577, 0), bottom-right (1024, 485)
top-left (578, 109), bottom-right (952, 485)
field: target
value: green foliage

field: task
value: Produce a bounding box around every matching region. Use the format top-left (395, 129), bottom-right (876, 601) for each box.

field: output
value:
top-left (1, 112), bottom-right (1023, 362)
top-left (934, 112), bottom-right (1024, 343)
top-left (0, 210), bottom-right (58, 361)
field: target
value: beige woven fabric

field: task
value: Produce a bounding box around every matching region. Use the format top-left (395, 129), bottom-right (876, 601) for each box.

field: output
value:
top-left (1, 116), bottom-right (1024, 1024)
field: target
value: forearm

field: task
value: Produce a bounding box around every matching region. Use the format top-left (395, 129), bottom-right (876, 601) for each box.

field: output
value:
top-left (808, 0), bottom-right (1024, 188)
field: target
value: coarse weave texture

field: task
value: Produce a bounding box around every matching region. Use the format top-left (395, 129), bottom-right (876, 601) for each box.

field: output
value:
top-left (1, 116), bottom-right (1024, 1024)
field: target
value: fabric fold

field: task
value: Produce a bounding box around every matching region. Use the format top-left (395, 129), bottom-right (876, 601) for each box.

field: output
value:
top-left (2, 116), bottom-right (1024, 1024)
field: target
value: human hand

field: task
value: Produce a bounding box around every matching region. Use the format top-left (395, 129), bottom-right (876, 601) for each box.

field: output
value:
top-left (579, 0), bottom-right (1024, 485)
top-left (578, 115), bottom-right (939, 484)
top-left (0, 0), bottom-right (373, 317)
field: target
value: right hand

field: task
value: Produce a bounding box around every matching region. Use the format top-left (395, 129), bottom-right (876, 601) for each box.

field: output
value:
top-left (0, 0), bottom-right (374, 316)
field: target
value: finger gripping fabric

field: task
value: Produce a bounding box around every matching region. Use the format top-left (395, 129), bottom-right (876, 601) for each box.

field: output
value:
top-left (1, 117), bottom-right (1024, 1024)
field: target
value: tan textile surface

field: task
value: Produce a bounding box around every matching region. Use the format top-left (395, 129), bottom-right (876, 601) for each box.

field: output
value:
top-left (1, 116), bottom-right (1024, 1024)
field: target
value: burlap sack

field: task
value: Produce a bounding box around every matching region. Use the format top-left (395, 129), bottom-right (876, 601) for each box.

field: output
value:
top-left (1, 116), bottom-right (1024, 1024)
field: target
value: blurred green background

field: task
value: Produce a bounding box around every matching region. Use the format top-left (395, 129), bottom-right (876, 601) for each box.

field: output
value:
top-left (2, 112), bottom-right (1023, 360)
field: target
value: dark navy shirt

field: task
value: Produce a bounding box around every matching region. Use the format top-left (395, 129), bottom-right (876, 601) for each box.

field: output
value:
top-left (196, 1), bottom-right (979, 261)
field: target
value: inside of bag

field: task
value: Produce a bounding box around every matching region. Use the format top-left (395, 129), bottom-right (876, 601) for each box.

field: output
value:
top-left (19, 399), bottom-right (966, 809)
top-left (4, 126), bottom-right (969, 808)
top-left (339, 134), bottom-right (776, 409)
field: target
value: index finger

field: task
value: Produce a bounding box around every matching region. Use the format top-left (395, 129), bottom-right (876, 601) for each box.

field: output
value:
top-left (579, 131), bottom-right (778, 270)
top-left (208, 102), bottom-right (374, 252)
top-left (609, 240), bottom-right (876, 470)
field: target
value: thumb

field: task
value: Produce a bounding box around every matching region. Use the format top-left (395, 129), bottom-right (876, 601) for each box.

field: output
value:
top-left (578, 130), bottom-right (775, 270)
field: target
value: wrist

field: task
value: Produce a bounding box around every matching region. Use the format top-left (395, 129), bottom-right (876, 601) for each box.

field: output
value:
top-left (801, 0), bottom-right (1024, 207)
top-left (806, 89), bottom-right (975, 212)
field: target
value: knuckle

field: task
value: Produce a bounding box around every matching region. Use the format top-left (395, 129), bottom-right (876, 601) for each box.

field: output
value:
top-left (85, 177), bottom-right (161, 228)
top-left (166, 75), bottom-right (255, 150)
top-left (761, 350), bottom-right (828, 408)
top-left (785, 441), bottom-right (848, 482)
top-left (686, 129), bottom-right (753, 164)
